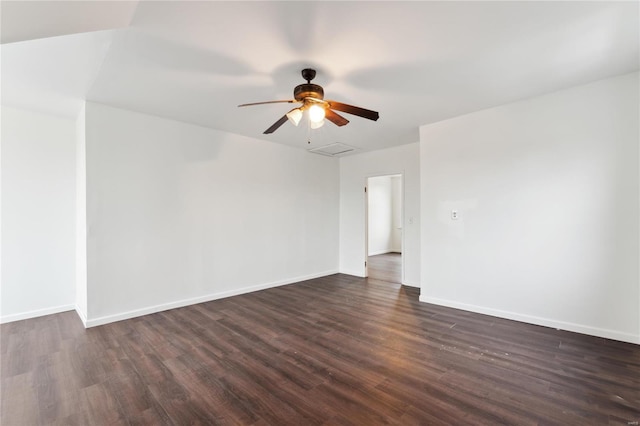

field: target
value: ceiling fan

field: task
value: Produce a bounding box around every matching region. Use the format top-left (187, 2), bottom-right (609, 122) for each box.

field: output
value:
top-left (238, 68), bottom-right (379, 134)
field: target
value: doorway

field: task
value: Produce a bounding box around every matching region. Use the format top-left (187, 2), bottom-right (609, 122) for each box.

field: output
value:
top-left (365, 174), bottom-right (403, 283)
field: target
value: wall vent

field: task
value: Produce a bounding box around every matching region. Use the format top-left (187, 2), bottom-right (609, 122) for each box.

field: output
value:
top-left (308, 143), bottom-right (357, 157)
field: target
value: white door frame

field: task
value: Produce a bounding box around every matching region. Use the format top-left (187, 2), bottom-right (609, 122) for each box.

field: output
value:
top-left (364, 172), bottom-right (405, 283)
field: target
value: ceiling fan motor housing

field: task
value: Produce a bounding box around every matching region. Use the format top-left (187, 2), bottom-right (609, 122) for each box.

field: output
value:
top-left (294, 83), bottom-right (324, 101)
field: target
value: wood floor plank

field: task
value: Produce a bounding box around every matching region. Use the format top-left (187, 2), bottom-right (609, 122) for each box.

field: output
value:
top-left (2, 253), bottom-right (639, 425)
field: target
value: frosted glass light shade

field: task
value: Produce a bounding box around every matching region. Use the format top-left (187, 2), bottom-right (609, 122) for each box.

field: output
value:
top-left (286, 108), bottom-right (303, 126)
top-left (310, 118), bottom-right (325, 129)
top-left (308, 104), bottom-right (326, 123)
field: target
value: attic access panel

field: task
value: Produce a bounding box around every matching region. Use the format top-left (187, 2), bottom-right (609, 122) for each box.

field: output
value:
top-left (308, 143), bottom-right (357, 157)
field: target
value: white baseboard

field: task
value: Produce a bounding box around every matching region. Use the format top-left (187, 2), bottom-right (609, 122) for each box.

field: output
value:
top-left (369, 249), bottom-right (391, 256)
top-left (339, 269), bottom-right (366, 277)
top-left (368, 250), bottom-right (402, 256)
top-left (75, 306), bottom-right (88, 327)
top-left (84, 269), bottom-right (339, 328)
top-left (0, 304), bottom-right (75, 324)
top-left (419, 295), bottom-right (639, 345)
top-left (401, 280), bottom-right (420, 288)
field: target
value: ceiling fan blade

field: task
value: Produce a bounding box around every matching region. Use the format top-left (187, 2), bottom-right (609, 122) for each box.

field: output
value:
top-left (326, 101), bottom-right (379, 121)
top-left (263, 114), bottom-right (289, 134)
top-left (325, 109), bottom-right (349, 127)
top-left (238, 100), bottom-right (296, 107)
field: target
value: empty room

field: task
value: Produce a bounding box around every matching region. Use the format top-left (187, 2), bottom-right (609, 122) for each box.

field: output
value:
top-left (1, 1), bottom-right (639, 424)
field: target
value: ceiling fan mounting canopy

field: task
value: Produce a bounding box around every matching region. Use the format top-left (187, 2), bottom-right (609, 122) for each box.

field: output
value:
top-left (301, 68), bottom-right (316, 82)
top-left (238, 68), bottom-right (379, 134)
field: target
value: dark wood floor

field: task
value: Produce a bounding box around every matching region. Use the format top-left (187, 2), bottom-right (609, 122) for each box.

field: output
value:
top-left (368, 252), bottom-right (402, 283)
top-left (2, 272), bottom-right (639, 425)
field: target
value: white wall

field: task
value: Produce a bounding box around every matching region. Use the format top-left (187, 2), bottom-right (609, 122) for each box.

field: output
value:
top-left (420, 72), bottom-right (639, 344)
top-left (340, 143), bottom-right (420, 287)
top-left (368, 175), bottom-right (402, 255)
top-left (84, 103), bottom-right (339, 326)
top-left (1, 106), bottom-right (76, 322)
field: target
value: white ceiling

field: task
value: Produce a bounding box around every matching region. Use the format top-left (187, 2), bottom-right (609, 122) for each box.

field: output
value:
top-left (2, 1), bottom-right (638, 153)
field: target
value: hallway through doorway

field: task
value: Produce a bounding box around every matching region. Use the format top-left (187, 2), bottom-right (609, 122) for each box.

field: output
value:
top-left (367, 252), bottom-right (401, 283)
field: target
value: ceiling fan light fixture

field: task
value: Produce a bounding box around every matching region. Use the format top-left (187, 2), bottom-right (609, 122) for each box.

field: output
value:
top-left (308, 104), bottom-right (326, 123)
top-left (286, 108), bottom-right (303, 126)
